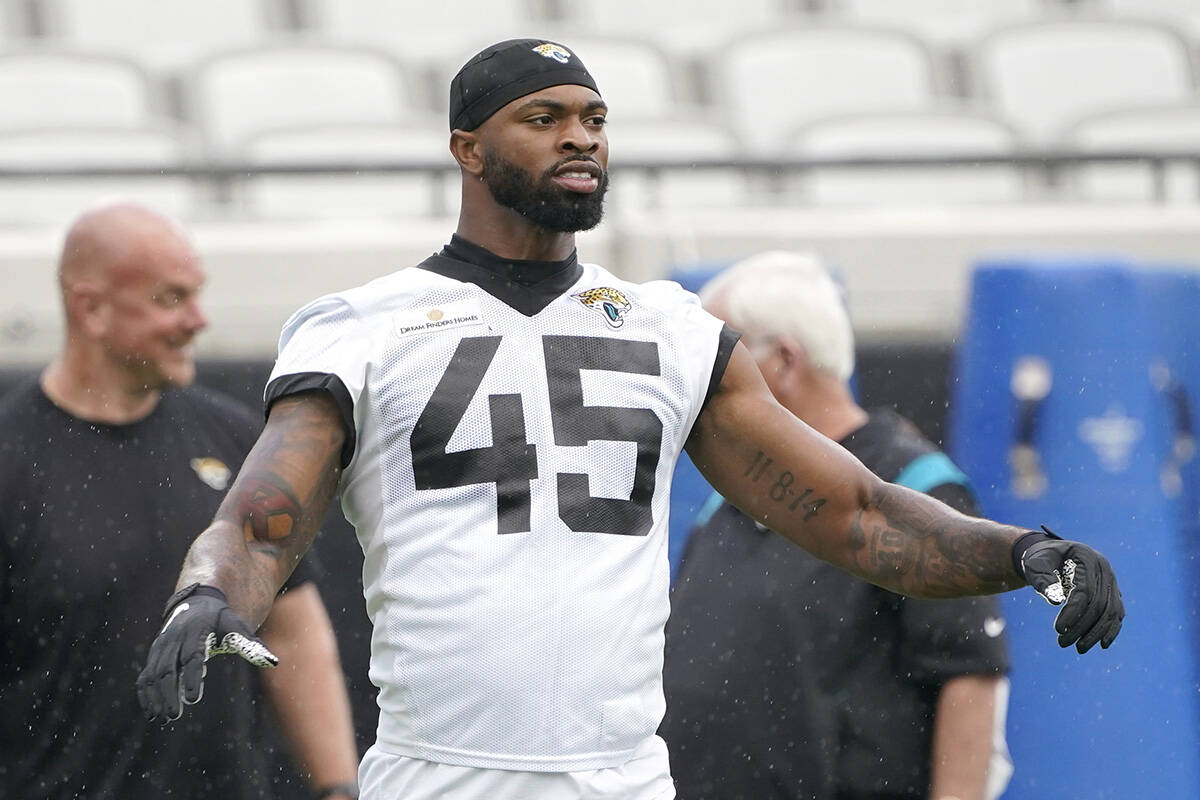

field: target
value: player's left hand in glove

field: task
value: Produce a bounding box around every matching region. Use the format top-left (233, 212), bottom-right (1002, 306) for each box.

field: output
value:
top-left (136, 583), bottom-right (278, 722)
top-left (1013, 526), bottom-right (1125, 654)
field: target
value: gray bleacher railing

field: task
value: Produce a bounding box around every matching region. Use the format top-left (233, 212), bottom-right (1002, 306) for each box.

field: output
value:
top-left (3, 149), bottom-right (1200, 212)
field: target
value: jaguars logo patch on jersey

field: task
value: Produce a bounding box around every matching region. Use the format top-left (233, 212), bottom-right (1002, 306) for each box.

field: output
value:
top-left (572, 287), bottom-right (632, 329)
top-left (532, 43), bottom-right (572, 64)
top-left (191, 457), bottom-right (231, 491)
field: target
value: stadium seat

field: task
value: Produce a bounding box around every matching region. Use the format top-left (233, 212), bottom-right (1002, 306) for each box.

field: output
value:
top-left (238, 123), bottom-right (456, 220)
top-left (184, 44), bottom-right (419, 156)
top-left (551, 36), bottom-right (683, 120)
top-left (1091, 0), bottom-right (1200, 36)
top-left (299, 0), bottom-right (537, 74)
top-left (0, 0), bottom-right (38, 43)
top-left (0, 1), bottom-right (14, 42)
top-left (0, 126), bottom-right (200, 226)
top-left (1061, 104), bottom-right (1200, 203)
top-left (561, 0), bottom-right (790, 56)
top-left (0, 51), bottom-right (158, 130)
top-left (969, 19), bottom-right (1196, 144)
top-left (831, 0), bottom-right (1045, 46)
top-left (712, 26), bottom-right (941, 154)
top-left (779, 110), bottom-right (1026, 206)
top-left (604, 117), bottom-right (747, 212)
top-left (39, 0), bottom-right (280, 73)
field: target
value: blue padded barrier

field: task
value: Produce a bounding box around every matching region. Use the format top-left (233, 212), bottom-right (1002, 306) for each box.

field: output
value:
top-left (948, 257), bottom-right (1200, 799)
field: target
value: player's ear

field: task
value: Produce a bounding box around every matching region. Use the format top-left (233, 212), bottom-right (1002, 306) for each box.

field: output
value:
top-left (450, 130), bottom-right (484, 177)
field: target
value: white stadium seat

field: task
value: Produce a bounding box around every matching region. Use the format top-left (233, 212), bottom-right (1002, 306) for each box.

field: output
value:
top-left (186, 44), bottom-right (418, 156)
top-left (303, 0), bottom-right (532, 42)
top-left (780, 110), bottom-right (1026, 206)
top-left (0, 51), bottom-right (156, 130)
top-left (1092, 0), bottom-right (1200, 37)
top-left (563, 0), bottom-right (788, 56)
top-left (834, 0), bottom-right (1045, 46)
top-left (970, 19), bottom-right (1196, 144)
top-left (0, 0), bottom-right (35, 41)
top-left (1062, 104), bottom-right (1200, 203)
top-left (239, 123), bottom-right (456, 220)
top-left (42, 0), bottom-right (276, 73)
top-left (301, 0), bottom-right (536, 72)
top-left (0, 126), bottom-right (200, 225)
top-left (713, 26), bottom-right (941, 154)
top-left (604, 117), bottom-right (747, 212)
top-left (555, 36), bottom-right (681, 120)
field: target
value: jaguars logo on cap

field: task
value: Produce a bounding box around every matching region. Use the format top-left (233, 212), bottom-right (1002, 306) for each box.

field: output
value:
top-left (532, 43), bottom-right (572, 64)
top-left (573, 287), bottom-right (632, 329)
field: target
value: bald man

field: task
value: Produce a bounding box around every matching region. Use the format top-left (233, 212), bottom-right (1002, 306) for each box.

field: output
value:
top-left (0, 203), bottom-right (359, 799)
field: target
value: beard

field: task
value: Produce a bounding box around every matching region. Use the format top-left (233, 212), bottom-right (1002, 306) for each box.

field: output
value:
top-left (482, 151), bottom-right (608, 233)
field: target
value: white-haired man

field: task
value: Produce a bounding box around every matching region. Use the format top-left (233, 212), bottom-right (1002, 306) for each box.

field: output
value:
top-left (662, 251), bottom-right (1012, 800)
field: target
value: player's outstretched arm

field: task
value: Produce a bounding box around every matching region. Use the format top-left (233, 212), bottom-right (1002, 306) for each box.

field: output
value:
top-left (686, 345), bottom-right (1024, 596)
top-left (686, 344), bottom-right (1123, 651)
top-left (180, 390), bottom-right (344, 620)
top-left (137, 391), bottom-right (345, 721)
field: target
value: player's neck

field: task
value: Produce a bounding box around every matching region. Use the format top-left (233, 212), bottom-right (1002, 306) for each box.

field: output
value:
top-left (41, 351), bottom-right (162, 425)
top-left (455, 208), bottom-right (577, 263)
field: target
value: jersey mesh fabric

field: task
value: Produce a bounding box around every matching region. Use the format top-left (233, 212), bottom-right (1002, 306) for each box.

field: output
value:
top-left (269, 261), bottom-right (724, 771)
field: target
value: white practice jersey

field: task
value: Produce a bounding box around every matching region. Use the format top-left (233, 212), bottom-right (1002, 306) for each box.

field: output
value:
top-left (267, 241), bottom-right (734, 772)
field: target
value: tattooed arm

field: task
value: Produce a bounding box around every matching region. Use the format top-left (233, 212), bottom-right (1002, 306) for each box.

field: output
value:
top-left (177, 390), bottom-right (345, 626)
top-left (686, 343), bottom-right (1028, 598)
top-left (137, 390), bottom-right (347, 722)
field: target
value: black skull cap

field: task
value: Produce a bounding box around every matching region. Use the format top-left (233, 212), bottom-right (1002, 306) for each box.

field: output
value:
top-left (449, 38), bottom-right (601, 131)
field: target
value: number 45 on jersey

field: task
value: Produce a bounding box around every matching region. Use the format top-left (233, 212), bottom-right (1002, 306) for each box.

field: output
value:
top-left (411, 335), bottom-right (664, 537)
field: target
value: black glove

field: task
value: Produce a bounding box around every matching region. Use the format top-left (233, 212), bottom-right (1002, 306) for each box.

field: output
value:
top-left (1012, 526), bottom-right (1125, 654)
top-left (136, 583), bottom-right (278, 722)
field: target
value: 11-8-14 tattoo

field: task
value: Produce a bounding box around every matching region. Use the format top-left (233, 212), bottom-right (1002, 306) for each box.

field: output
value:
top-left (742, 449), bottom-right (826, 521)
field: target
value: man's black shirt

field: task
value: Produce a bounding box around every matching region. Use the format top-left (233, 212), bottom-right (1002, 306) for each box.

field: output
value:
top-left (0, 379), bottom-right (315, 800)
top-left (662, 409), bottom-right (1010, 800)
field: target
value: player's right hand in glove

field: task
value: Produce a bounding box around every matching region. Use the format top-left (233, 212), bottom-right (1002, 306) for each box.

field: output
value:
top-left (1013, 526), bottom-right (1124, 654)
top-left (136, 583), bottom-right (278, 722)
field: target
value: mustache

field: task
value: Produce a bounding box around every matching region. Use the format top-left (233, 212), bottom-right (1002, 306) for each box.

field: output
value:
top-left (543, 155), bottom-right (604, 179)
